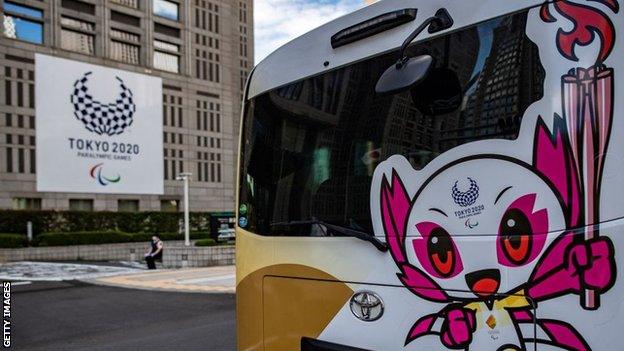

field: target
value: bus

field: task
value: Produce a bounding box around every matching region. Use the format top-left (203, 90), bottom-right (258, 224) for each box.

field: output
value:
top-left (236, 0), bottom-right (623, 350)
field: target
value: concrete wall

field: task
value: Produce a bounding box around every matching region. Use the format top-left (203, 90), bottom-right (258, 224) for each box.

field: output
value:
top-left (0, 241), bottom-right (235, 267)
top-left (164, 245), bottom-right (234, 268)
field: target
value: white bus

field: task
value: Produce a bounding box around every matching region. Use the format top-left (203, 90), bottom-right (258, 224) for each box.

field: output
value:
top-left (236, 0), bottom-right (623, 350)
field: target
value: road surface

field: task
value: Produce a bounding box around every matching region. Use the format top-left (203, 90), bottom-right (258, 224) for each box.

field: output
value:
top-left (11, 281), bottom-right (235, 350)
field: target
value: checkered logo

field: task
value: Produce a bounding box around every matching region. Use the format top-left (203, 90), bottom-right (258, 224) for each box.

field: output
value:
top-left (70, 72), bottom-right (136, 136)
top-left (452, 177), bottom-right (479, 207)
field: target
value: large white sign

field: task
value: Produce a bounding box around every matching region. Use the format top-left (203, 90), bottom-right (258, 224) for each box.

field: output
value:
top-left (35, 54), bottom-right (164, 194)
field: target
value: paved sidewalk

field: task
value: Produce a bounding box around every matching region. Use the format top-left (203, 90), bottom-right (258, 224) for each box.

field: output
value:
top-left (0, 261), bottom-right (142, 281)
top-left (87, 265), bottom-right (235, 294)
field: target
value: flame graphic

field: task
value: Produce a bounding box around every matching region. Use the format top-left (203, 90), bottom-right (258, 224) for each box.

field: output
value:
top-left (540, 0), bottom-right (618, 62)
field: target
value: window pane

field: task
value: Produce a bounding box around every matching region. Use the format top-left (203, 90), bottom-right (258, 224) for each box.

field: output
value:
top-left (18, 147), bottom-right (24, 172)
top-left (3, 15), bottom-right (43, 44)
top-left (69, 199), bottom-right (93, 211)
top-left (60, 16), bottom-right (94, 31)
top-left (29, 148), bottom-right (35, 173)
top-left (110, 29), bottom-right (139, 42)
top-left (12, 197), bottom-right (41, 210)
top-left (110, 40), bottom-right (140, 64)
top-left (3, 2), bottom-right (43, 19)
top-left (6, 147), bottom-right (13, 172)
top-left (154, 50), bottom-right (179, 73)
top-left (61, 29), bottom-right (94, 54)
top-left (154, 39), bottom-right (179, 52)
top-left (118, 199), bottom-right (139, 212)
top-left (153, 0), bottom-right (179, 21)
top-left (160, 200), bottom-right (178, 212)
top-left (110, 0), bottom-right (138, 9)
top-left (239, 11), bottom-right (545, 236)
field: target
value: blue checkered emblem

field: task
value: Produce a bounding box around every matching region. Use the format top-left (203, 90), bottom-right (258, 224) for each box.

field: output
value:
top-left (70, 71), bottom-right (136, 136)
top-left (452, 177), bottom-right (479, 207)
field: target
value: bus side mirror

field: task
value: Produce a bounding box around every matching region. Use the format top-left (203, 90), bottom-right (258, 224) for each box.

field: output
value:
top-left (410, 67), bottom-right (462, 115)
top-left (375, 54), bottom-right (433, 95)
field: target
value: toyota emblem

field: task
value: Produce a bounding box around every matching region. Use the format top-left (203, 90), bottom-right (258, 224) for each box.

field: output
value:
top-left (349, 291), bottom-right (384, 322)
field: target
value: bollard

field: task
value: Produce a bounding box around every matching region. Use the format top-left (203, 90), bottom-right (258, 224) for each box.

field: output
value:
top-left (27, 221), bottom-right (33, 242)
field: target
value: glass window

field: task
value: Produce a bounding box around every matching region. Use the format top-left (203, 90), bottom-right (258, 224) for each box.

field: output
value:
top-left (153, 40), bottom-right (179, 72)
top-left (111, 28), bottom-right (139, 42)
top-left (111, 0), bottom-right (138, 9)
top-left (60, 17), bottom-right (95, 55)
top-left (2, 2), bottom-right (43, 44)
top-left (12, 197), bottom-right (41, 210)
top-left (4, 2), bottom-right (42, 18)
top-left (153, 0), bottom-right (179, 21)
top-left (154, 22), bottom-right (180, 37)
top-left (60, 16), bottom-right (94, 31)
top-left (69, 199), bottom-right (94, 211)
top-left (111, 40), bottom-right (139, 64)
top-left (61, 0), bottom-right (95, 14)
top-left (110, 10), bottom-right (140, 27)
top-left (61, 29), bottom-right (94, 54)
top-left (118, 199), bottom-right (139, 212)
top-left (154, 39), bottom-right (178, 52)
top-left (160, 199), bottom-right (179, 212)
top-left (110, 29), bottom-right (140, 64)
top-left (238, 10), bottom-right (545, 236)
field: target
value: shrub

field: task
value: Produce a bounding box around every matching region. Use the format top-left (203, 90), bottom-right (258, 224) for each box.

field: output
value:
top-left (0, 211), bottom-right (56, 235)
top-left (190, 231), bottom-right (210, 239)
top-left (137, 231), bottom-right (210, 241)
top-left (34, 231), bottom-right (134, 246)
top-left (0, 210), bottom-right (215, 234)
top-left (195, 238), bottom-right (217, 247)
top-left (31, 231), bottom-right (213, 247)
top-left (0, 234), bottom-right (27, 248)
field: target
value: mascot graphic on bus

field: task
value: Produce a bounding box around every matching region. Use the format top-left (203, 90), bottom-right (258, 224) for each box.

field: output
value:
top-left (373, 1), bottom-right (619, 350)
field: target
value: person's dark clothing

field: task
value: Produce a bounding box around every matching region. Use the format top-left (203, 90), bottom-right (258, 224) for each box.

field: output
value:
top-left (145, 255), bottom-right (157, 269)
top-left (145, 239), bottom-right (163, 269)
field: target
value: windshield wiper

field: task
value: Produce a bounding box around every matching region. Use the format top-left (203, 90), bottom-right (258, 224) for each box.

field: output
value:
top-left (270, 220), bottom-right (388, 252)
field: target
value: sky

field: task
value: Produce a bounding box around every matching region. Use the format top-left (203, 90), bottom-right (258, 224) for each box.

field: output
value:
top-left (254, 0), bottom-right (365, 63)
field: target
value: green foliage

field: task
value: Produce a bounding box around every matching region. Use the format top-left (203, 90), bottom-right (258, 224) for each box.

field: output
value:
top-left (0, 210), bottom-right (56, 235)
top-left (194, 238), bottom-right (217, 247)
top-left (34, 231), bottom-right (133, 246)
top-left (31, 231), bottom-right (213, 247)
top-left (0, 210), bottom-right (212, 235)
top-left (0, 233), bottom-right (28, 248)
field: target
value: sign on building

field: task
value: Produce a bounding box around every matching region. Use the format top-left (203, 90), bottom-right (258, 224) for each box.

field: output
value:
top-left (35, 54), bottom-right (164, 194)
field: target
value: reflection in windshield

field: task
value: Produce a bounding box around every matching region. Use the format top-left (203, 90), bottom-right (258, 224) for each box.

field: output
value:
top-left (239, 11), bottom-right (544, 236)
top-left (469, 18), bottom-right (503, 84)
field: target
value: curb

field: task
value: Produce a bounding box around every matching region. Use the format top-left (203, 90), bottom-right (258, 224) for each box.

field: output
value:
top-left (81, 277), bottom-right (235, 294)
top-left (81, 266), bottom-right (236, 294)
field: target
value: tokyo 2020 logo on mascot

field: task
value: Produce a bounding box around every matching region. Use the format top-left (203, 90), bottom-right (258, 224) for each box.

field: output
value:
top-left (371, 1), bottom-right (620, 350)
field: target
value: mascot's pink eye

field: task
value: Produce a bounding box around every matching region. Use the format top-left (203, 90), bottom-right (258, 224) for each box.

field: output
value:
top-left (496, 194), bottom-right (548, 267)
top-left (414, 222), bottom-right (463, 278)
top-left (499, 209), bottom-right (532, 264)
top-left (427, 227), bottom-right (455, 277)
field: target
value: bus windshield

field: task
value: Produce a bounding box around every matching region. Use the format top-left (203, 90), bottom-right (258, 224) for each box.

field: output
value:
top-left (239, 12), bottom-right (544, 236)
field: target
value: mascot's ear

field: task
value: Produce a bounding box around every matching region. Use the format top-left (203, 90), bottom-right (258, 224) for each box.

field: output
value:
top-left (380, 170), bottom-right (411, 264)
top-left (380, 170), bottom-right (449, 303)
top-left (533, 115), bottom-right (581, 227)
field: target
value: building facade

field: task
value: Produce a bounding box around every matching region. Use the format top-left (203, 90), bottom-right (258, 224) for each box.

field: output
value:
top-left (0, 0), bottom-right (253, 212)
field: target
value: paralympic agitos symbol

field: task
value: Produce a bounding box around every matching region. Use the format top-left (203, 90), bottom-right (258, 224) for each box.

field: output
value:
top-left (89, 163), bottom-right (121, 186)
top-left (70, 71), bottom-right (136, 136)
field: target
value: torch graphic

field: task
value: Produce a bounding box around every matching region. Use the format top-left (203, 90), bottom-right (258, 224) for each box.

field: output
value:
top-left (562, 65), bottom-right (614, 309)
